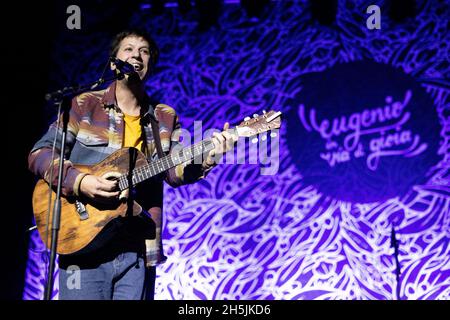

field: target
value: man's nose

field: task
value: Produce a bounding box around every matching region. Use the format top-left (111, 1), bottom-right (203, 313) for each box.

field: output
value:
top-left (131, 49), bottom-right (141, 59)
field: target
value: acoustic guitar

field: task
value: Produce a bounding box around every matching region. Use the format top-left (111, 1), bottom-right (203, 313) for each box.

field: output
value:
top-left (32, 110), bottom-right (282, 255)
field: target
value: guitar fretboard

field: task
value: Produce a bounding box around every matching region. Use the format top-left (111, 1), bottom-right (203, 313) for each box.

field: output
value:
top-left (117, 139), bottom-right (215, 190)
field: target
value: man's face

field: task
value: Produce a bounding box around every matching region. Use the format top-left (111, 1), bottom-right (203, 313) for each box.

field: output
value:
top-left (113, 35), bottom-right (151, 81)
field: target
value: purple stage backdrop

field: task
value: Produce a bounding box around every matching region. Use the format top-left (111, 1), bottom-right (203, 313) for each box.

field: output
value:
top-left (24, 0), bottom-right (449, 300)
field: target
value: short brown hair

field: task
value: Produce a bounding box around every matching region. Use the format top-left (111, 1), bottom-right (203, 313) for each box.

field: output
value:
top-left (109, 29), bottom-right (159, 67)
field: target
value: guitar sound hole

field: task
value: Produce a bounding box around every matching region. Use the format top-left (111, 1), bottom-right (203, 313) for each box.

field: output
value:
top-left (94, 201), bottom-right (121, 211)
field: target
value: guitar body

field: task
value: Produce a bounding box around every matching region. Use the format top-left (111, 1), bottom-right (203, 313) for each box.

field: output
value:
top-left (32, 147), bottom-right (147, 255)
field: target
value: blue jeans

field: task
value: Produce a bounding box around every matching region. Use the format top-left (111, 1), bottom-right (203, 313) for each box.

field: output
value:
top-left (59, 252), bottom-right (155, 300)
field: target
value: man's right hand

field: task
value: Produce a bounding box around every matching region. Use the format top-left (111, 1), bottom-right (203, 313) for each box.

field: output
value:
top-left (79, 174), bottom-right (120, 204)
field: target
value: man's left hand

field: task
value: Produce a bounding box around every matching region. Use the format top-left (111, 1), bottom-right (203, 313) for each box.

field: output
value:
top-left (204, 122), bottom-right (238, 167)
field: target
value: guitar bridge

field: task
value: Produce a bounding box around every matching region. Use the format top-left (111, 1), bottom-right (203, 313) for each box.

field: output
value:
top-left (75, 200), bottom-right (89, 220)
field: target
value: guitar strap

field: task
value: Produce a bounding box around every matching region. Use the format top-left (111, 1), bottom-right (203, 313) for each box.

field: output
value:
top-left (140, 102), bottom-right (164, 159)
top-left (149, 116), bottom-right (164, 159)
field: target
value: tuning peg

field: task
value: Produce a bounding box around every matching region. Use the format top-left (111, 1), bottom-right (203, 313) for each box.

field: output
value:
top-left (253, 113), bottom-right (259, 118)
top-left (262, 110), bottom-right (266, 114)
top-left (251, 137), bottom-right (258, 144)
top-left (244, 116), bottom-right (251, 121)
top-left (270, 132), bottom-right (277, 138)
top-left (261, 134), bottom-right (267, 141)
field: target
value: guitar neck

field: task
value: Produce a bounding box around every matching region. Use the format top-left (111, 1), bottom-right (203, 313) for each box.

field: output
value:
top-left (114, 107), bottom-right (282, 190)
top-left (117, 135), bottom-right (220, 191)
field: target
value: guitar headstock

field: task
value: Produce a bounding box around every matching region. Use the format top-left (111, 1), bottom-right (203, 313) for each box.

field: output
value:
top-left (235, 110), bottom-right (282, 138)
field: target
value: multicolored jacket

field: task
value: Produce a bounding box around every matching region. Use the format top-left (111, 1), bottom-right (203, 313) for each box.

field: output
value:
top-left (28, 81), bottom-right (211, 266)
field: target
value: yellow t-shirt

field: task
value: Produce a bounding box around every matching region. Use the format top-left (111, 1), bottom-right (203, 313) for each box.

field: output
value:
top-left (123, 113), bottom-right (143, 150)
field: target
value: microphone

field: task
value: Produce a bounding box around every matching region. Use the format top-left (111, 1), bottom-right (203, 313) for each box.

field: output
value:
top-left (110, 57), bottom-right (136, 74)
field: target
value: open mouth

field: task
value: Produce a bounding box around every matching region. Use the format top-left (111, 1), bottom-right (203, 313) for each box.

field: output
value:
top-left (132, 63), bottom-right (143, 71)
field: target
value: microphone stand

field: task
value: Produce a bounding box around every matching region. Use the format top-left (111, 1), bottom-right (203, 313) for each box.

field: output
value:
top-left (43, 70), bottom-right (127, 300)
top-left (390, 226), bottom-right (401, 300)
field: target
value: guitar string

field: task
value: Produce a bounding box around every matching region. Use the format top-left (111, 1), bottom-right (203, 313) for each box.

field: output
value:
top-left (117, 139), bottom-right (214, 190)
top-left (115, 124), bottom-right (271, 189)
